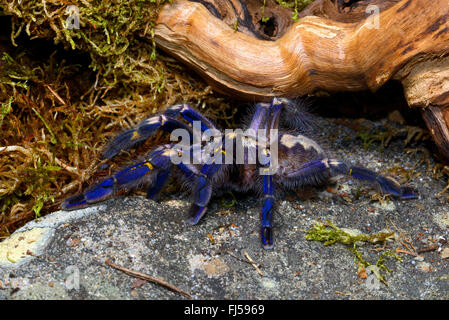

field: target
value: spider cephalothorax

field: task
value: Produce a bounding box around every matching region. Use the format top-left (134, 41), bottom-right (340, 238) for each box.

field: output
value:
top-left (62, 98), bottom-right (417, 249)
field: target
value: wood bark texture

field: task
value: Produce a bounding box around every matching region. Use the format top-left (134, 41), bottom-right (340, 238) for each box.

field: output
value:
top-left (152, 0), bottom-right (449, 159)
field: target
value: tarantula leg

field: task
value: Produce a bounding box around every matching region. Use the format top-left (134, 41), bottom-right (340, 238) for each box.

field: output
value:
top-left (186, 162), bottom-right (222, 225)
top-left (164, 103), bottom-right (216, 132)
top-left (103, 104), bottom-right (217, 161)
top-left (254, 98), bottom-right (287, 249)
top-left (258, 98), bottom-right (285, 249)
top-left (62, 146), bottom-right (173, 210)
top-left (329, 160), bottom-right (418, 199)
top-left (268, 97), bottom-right (287, 132)
top-left (261, 174), bottom-right (275, 249)
top-left (284, 159), bottom-right (331, 184)
top-left (62, 162), bottom-right (153, 210)
top-left (146, 168), bottom-right (171, 200)
top-left (102, 116), bottom-right (193, 161)
top-left (284, 158), bottom-right (417, 199)
top-left (247, 98), bottom-right (286, 133)
top-left (248, 102), bottom-right (271, 131)
top-left (187, 176), bottom-right (211, 225)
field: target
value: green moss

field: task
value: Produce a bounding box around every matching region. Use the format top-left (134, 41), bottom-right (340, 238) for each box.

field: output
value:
top-left (306, 220), bottom-right (401, 285)
top-left (220, 191), bottom-right (237, 208)
top-left (0, 97), bottom-right (13, 128)
top-left (2, 0), bottom-right (169, 93)
top-left (305, 220), bottom-right (395, 245)
top-left (356, 122), bottom-right (429, 152)
top-left (274, 0), bottom-right (314, 22)
top-left (0, 0), bottom-right (238, 237)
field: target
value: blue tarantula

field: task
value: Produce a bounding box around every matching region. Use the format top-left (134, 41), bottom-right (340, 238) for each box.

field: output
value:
top-left (62, 98), bottom-right (417, 249)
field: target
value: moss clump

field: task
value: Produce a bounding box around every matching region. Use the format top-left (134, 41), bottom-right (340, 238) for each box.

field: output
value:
top-left (4, 0), bottom-right (166, 89)
top-left (0, 39), bottom-right (234, 238)
top-left (261, 0), bottom-right (314, 22)
top-left (356, 122), bottom-right (429, 152)
top-left (306, 220), bottom-right (402, 285)
top-left (306, 220), bottom-right (395, 245)
top-left (274, 0), bottom-right (314, 21)
top-left (0, 0), bottom-right (238, 238)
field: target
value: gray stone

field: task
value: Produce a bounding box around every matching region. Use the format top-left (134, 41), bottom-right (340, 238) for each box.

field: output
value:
top-left (0, 118), bottom-right (448, 299)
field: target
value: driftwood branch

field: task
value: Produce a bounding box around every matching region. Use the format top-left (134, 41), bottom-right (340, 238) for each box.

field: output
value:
top-left (154, 0), bottom-right (449, 99)
top-left (152, 0), bottom-right (449, 158)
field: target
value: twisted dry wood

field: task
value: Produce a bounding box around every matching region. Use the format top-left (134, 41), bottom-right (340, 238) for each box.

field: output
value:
top-left (153, 0), bottom-right (449, 158)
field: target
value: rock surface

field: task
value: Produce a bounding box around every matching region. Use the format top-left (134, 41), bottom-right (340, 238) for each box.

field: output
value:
top-left (0, 118), bottom-right (448, 300)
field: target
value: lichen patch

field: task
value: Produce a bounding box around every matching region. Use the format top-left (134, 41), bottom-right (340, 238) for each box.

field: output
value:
top-left (0, 227), bottom-right (54, 268)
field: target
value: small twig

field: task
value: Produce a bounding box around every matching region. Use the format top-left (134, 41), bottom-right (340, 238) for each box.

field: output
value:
top-left (227, 251), bottom-right (247, 264)
top-left (408, 240), bottom-right (418, 253)
top-left (32, 107), bottom-right (58, 144)
top-left (0, 145), bottom-right (34, 158)
top-left (398, 240), bottom-right (417, 256)
top-left (105, 259), bottom-right (191, 299)
top-left (243, 251), bottom-right (263, 276)
top-left (335, 291), bottom-right (351, 297)
top-left (416, 238), bottom-right (447, 254)
top-left (417, 245), bottom-right (439, 254)
top-left (228, 250), bottom-right (264, 276)
top-left (395, 248), bottom-right (417, 256)
top-left (46, 84), bottom-right (67, 105)
top-left (227, 250), bottom-right (264, 272)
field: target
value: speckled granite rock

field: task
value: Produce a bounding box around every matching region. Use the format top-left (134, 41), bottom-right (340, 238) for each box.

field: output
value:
top-left (0, 118), bottom-right (448, 300)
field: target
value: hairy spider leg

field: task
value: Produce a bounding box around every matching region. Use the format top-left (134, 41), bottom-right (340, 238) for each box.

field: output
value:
top-left (243, 101), bottom-right (271, 187)
top-left (164, 103), bottom-right (216, 132)
top-left (248, 102), bottom-right (271, 132)
top-left (185, 150), bottom-right (225, 225)
top-left (102, 104), bottom-right (216, 161)
top-left (145, 168), bottom-right (171, 200)
top-left (328, 160), bottom-right (418, 199)
top-left (268, 97), bottom-right (287, 134)
top-left (259, 98), bottom-right (284, 249)
top-left (145, 146), bottom-right (204, 201)
top-left (186, 101), bottom-right (274, 226)
top-left (61, 145), bottom-right (174, 210)
top-left (170, 140), bottom-right (222, 225)
top-left (102, 116), bottom-right (193, 162)
top-left (261, 172), bottom-right (275, 249)
top-left (283, 158), bottom-right (417, 199)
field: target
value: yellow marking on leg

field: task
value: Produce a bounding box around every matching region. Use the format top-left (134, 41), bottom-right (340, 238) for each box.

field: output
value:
top-left (131, 130), bottom-right (141, 140)
top-left (214, 146), bottom-right (226, 155)
top-left (144, 161), bottom-right (154, 171)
